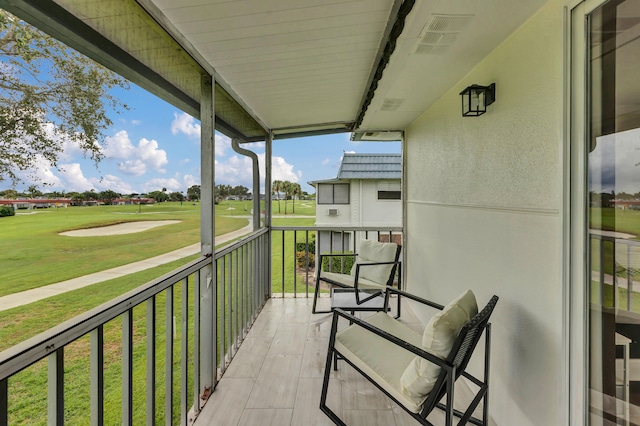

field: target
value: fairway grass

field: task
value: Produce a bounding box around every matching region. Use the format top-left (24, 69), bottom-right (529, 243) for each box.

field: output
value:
top-left (0, 201), bottom-right (326, 423)
top-left (0, 202), bottom-right (248, 297)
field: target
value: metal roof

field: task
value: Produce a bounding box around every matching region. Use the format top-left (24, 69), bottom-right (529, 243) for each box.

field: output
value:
top-left (308, 153), bottom-right (401, 185)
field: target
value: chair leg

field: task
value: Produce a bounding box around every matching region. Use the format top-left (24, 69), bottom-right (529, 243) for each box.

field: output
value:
top-left (312, 277), bottom-right (331, 314)
top-left (320, 315), bottom-right (347, 425)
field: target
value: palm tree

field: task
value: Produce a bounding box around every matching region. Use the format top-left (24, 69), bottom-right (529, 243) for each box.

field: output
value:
top-left (291, 183), bottom-right (302, 213)
top-left (281, 181), bottom-right (292, 214)
top-left (273, 180), bottom-right (283, 213)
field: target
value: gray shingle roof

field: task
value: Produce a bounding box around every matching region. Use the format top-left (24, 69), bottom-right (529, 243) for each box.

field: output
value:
top-left (336, 153), bottom-right (401, 180)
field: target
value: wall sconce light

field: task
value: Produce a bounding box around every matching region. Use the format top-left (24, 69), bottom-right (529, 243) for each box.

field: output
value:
top-left (459, 83), bottom-right (495, 117)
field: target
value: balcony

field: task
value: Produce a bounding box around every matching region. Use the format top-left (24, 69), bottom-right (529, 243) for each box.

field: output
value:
top-left (4, 226), bottom-right (456, 426)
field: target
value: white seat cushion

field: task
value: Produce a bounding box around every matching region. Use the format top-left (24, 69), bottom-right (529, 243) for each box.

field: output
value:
top-left (400, 290), bottom-right (478, 399)
top-left (334, 312), bottom-right (429, 413)
top-left (349, 240), bottom-right (399, 284)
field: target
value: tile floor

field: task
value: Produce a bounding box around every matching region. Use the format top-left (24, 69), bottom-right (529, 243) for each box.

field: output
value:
top-left (194, 296), bottom-right (488, 426)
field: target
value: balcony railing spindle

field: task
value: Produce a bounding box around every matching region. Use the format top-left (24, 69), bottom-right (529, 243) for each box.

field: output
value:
top-left (181, 278), bottom-right (188, 426)
top-left (48, 347), bottom-right (64, 426)
top-left (146, 298), bottom-right (156, 426)
top-left (122, 309), bottom-right (133, 426)
top-left (165, 286), bottom-right (174, 426)
top-left (91, 325), bottom-right (104, 426)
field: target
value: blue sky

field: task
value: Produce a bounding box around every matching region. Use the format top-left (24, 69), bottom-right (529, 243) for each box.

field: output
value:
top-left (14, 83), bottom-right (400, 195)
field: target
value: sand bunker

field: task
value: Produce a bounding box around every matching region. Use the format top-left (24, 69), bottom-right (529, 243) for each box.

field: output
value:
top-left (60, 220), bottom-right (181, 237)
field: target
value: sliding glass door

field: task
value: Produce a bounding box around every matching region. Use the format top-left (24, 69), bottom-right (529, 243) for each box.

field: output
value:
top-left (582, 0), bottom-right (640, 424)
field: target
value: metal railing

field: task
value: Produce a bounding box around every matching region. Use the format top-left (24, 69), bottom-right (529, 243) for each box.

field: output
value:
top-left (270, 226), bottom-right (403, 297)
top-left (590, 232), bottom-right (640, 312)
top-left (0, 229), bottom-right (270, 426)
top-left (0, 225), bottom-right (400, 425)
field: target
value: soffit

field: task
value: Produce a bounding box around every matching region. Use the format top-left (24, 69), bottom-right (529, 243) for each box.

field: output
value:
top-left (148, 0), bottom-right (399, 138)
top-left (4, 0), bottom-right (552, 140)
top-left (356, 0), bottom-right (549, 132)
top-left (146, 0), bottom-right (549, 136)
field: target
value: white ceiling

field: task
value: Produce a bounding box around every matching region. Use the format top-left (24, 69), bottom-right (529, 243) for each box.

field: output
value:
top-left (146, 0), bottom-right (548, 135)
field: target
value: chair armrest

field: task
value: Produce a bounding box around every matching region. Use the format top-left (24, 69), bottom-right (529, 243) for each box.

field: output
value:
top-left (330, 308), bottom-right (447, 367)
top-left (383, 287), bottom-right (445, 311)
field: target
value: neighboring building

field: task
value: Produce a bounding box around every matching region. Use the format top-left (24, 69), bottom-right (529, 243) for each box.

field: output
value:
top-left (0, 198), bottom-right (72, 209)
top-left (309, 153), bottom-right (402, 253)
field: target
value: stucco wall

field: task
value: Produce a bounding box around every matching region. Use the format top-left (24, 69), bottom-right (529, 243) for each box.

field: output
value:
top-left (361, 180), bottom-right (402, 226)
top-left (404, 0), bottom-right (565, 424)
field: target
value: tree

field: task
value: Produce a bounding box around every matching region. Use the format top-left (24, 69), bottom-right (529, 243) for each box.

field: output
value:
top-left (0, 10), bottom-right (129, 184)
top-left (148, 190), bottom-right (169, 203)
top-left (99, 189), bottom-right (120, 205)
top-left (0, 189), bottom-right (18, 199)
top-left (231, 185), bottom-right (249, 198)
top-left (273, 180), bottom-right (283, 213)
top-left (290, 183), bottom-right (302, 213)
top-left (169, 191), bottom-right (184, 202)
top-left (83, 190), bottom-right (97, 201)
top-left (187, 185), bottom-right (201, 201)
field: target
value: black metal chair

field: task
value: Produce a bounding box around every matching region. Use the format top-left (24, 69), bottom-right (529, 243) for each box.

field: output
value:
top-left (312, 240), bottom-right (402, 316)
top-left (320, 287), bottom-right (498, 426)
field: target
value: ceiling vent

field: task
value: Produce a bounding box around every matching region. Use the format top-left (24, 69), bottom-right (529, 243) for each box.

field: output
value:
top-left (380, 98), bottom-right (404, 111)
top-left (416, 14), bottom-right (474, 54)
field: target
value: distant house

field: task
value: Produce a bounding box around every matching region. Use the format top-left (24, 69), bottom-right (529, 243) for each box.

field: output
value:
top-left (309, 153), bottom-right (402, 253)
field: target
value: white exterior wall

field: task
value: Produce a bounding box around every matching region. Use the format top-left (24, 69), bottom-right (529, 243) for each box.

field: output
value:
top-left (361, 180), bottom-right (402, 227)
top-left (404, 1), bottom-right (565, 424)
top-left (314, 180), bottom-right (402, 227)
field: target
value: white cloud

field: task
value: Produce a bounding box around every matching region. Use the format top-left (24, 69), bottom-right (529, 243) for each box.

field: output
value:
top-left (212, 153), bottom-right (298, 193)
top-left (321, 158), bottom-right (330, 166)
top-left (137, 138), bottom-right (168, 172)
top-left (590, 128), bottom-right (640, 194)
top-left (142, 177), bottom-right (182, 193)
top-left (183, 174), bottom-right (200, 189)
top-left (170, 112), bottom-right (232, 156)
top-left (215, 133), bottom-right (231, 156)
top-left (103, 130), bottom-right (168, 176)
top-left (171, 112), bottom-right (200, 139)
top-left (118, 159), bottom-right (147, 176)
top-left (92, 174), bottom-right (135, 194)
top-left (103, 130), bottom-right (135, 158)
top-left (215, 156), bottom-right (253, 186)
top-left (16, 154), bottom-right (63, 188)
top-left (57, 163), bottom-right (95, 192)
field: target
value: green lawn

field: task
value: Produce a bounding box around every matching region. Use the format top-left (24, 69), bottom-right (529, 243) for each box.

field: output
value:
top-left (0, 202), bottom-right (247, 297)
top-left (0, 255), bottom-right (201, 424)
top-left (0, 201), bottom-right (317, 425)
top-left (590, 207), bottom-right (640, 312)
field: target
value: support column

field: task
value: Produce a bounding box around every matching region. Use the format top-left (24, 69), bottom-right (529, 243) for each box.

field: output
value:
top-left (265, 132), bottom-right (273, 297)
top-left (199, 75), bottom-right (216, 396)
top-left (200, 75), bottom-right (215, 256)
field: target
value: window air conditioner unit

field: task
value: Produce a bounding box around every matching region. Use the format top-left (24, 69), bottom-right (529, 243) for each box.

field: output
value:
top-left (327, 208), bottom-right (339, 216)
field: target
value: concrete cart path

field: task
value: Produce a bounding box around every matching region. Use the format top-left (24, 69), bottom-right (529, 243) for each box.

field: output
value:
top-left (0, 220), bottom-right (254, 312)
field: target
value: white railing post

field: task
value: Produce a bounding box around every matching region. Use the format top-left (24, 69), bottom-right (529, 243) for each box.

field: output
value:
top-left (146, 298), bottom-right (156, 426)
top-left (165, 286), bottom-right (174, 426)
top-left (47, 348), bottom-right (64, 425)
top-left (122, 310), bottom-right (133, 426)
top-left (90, 326), bottom-right (104, 426)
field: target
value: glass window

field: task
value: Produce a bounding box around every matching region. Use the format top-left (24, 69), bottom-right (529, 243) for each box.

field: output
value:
top-left (317, 183), bottom-right (349, 204)
top-left (378, 190), bottom-right (401, 200)
top-left (586, 1), bottom-right (640, 424)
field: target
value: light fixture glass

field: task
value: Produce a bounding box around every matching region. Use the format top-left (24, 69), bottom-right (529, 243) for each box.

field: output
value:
top-left (459, 83), bottom-right (495, 117)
